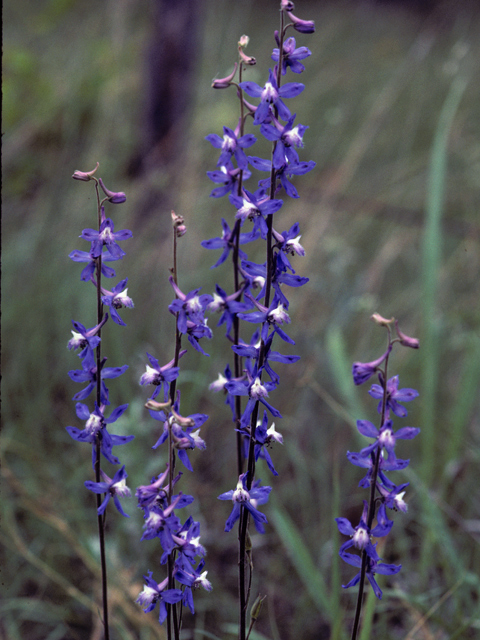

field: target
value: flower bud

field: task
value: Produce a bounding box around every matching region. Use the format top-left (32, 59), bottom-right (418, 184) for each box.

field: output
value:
top-left (145, 399), bottom-right (172, 412)
top-left (98, 178), bottom-right (126, 203)
top-left (171, 210), bottom-right (187, 236)
top-left (288, 12), bottom-right (315, 33)
top-left (395, 320), bottom-right (420, 349)
top-left (171, 408), bottom-right (196, 428)
top-left (72, 162), bottom-right (99, 181)
top-left (212, 62), bottom-right (238, 89)
top-left (250, 594), bottom-right (267, 621)
top-left (371, 313), bottom-right (394, 326)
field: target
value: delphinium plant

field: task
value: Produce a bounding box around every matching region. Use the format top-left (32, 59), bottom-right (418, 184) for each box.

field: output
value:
top-left (202, 2), bottom-right (315, 638)
top-left (336, 314), bottom-right (420, 639)
top-left (67, 163), bottom-right (134, 640)
top-left (135, 211), bottom-right (212, 639)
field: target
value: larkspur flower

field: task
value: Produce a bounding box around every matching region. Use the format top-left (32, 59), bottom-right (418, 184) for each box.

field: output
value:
top-left (336, 501), bottom-right (393, 557)
top-left (377, 472), bottom-right (410, 513)
top-left (237, 293), bottom-right (294, 344)
top-left (136, 572), bottom-right (183, 624)
top-left (272, 36), bottom-right (311, 75)
top-left (207, 284), bottom-right (251, 337)
top-left (201, 218), bottom-right (257, 268)
top-left (174, 559), bottom-right (212, 614)
top-left (68, 247), bottom-right (119, 281)
top-left (347, 449), bottom-right (410, 488)
top-left (260, 113), bottom-right (309, 169)
top-left (100, 278), bottom-right (134, 326)
top-left (65, 401), bottom-right (133, 467)
top-left (356, 418), bottom-right (420, 457)
top-left (339, 542), bottom-right (401, 600)
top-left (168, 276), bottom-right (213, 335)
top-left (369, 374), bottom-right (419, 418)
top-left (205, 124), bottom-right (256, 170)
top-left (140, 493), bottom-right (183, 551)
top-left (140, 351), bottom-right (186, 401)
top-left (239, 68), bottom-right (304, 125)
top-left (68, 347), bottom-right (128, 404)
top-left (238, 410), bottom-right (284, 475)
top-left (229, 188), bottom-right (283, 237)
top-left (84, 465), bottom-right (131, 517)
top-left (226, 367), bottom-right (282, 428)
top-left (80, 211), bottom-right (132, 259)
top-left (207, 161), bottom-right (251, 198)
top-left (247, 155), bottom-right (315, 199)
top-left (67, 317), bottom-right (107, 356)
top-left (218, 473), bottom-right (271, 533)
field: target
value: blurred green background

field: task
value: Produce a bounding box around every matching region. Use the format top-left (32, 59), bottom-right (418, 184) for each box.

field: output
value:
top-left (2, 0), bottom-right (480, 638)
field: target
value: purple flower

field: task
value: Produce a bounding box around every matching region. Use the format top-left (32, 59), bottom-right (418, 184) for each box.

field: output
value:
top-left (67, 317), bottom-right (107, 356)
top-left (100, 278), bottom-right (134, 326)
top-left (218, 473), bottom-right (271, 533)
top-left (65, 401), bottom-right (133, 467)
top-left (377, 472), bottom-right (410, 513)
top-left (352, 344), bottom-right (392, 386)
top-left (201, 218), bottom-right (257, 268)
top-left (168, 277), bottom-right (213, 335)
top-left (369, 375), bottom-right (419, 417)
top-left (339, 542), bottom-right (401, 600)
top-left (80, 211), bottom-right (132, 259)
top-left (84, 465), bottom-right (131, 517)
top-left (68, 348), bottom-right (128, 404)
top-left (205, 124), bottom-right (256, 170)
top-left (232, 331), bottom-right (300, 385)
top-left (239, 68), bottom-right (304, 125)
top-left (239, 410), bottom-right (283, 475)
top-left (140, 493), bottom-right (183, 550)
top-left (140, 351), bottom-right (186, 401)
top-left (207, 284), bottom-right (251, 337)
top-left (336, 501), bottom-right (392, 557)
top-left (247, 155), bottom-right (315, 199)
top-left (175, 559), bottom-right (212, 614)
top-left (260, 114), bottom-right (308, 168)
top-left (136, 572), bottom-right (183, 624)
top-left (237, 293), bottom-right (294, 344)
top-left (229, 189), bottom-right (283, 238)
top-left (347, 449), bottom-right (410, 488)
top-left (272, 37), bottom-right (311, 75)
top-left (135, 465), bottom-right (171, 509)
top-left (149, 408), bottom-right (208, 471)
top-left (356, 419), bottom-right (420, 457)
top-left (207, 161), bottom-right (250, 198)
top-left (69, 248), bottom-right (119, 281)
top-left (172, 516), bottom-right (206, 565)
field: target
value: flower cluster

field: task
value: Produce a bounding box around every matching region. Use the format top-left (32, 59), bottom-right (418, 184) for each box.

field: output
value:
top-left (136, 211), bottom-right (211, 627)
top-left (67, 164), bottom-right (134, 517)
top-left (204, 5), bottom-right (315, 550)
top-left (336, 315), bottom-right (420, 601)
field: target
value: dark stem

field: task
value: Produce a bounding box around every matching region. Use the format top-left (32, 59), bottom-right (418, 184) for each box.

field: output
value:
top-left (350, 331), bottom-right (391, 640)
top-left (93, 181), bottom-right (110, 640)
top-left (166, 223), bottom-right (183, 640)
top-left (237, 10), bottom-right (286, 640)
